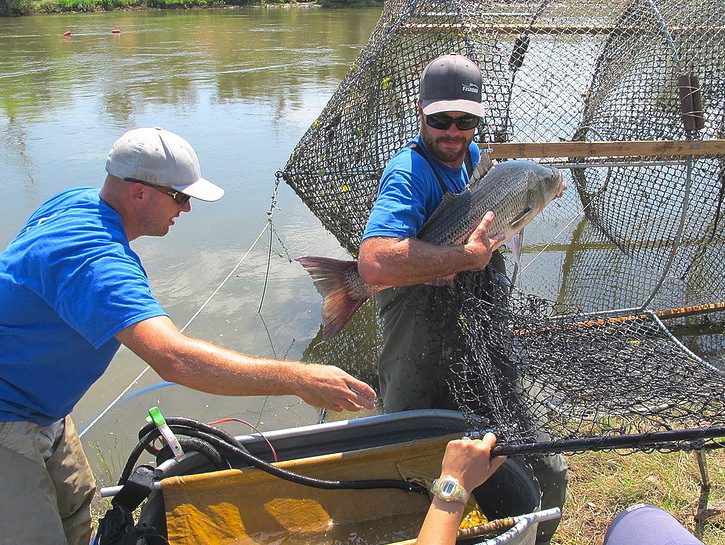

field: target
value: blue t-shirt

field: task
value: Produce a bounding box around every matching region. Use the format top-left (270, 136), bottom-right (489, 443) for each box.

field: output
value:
top-left (362, 136), bottom-right (480, 240)
top-left (0, 187), bottom-right (166, 425)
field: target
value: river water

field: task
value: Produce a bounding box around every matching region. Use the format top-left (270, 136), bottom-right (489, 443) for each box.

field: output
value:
top-left (0, 6), bottom-right (382, 484)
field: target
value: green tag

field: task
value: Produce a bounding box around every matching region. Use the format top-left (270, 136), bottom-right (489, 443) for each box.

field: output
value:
top-left (148, 406), bottom-right (166, 428)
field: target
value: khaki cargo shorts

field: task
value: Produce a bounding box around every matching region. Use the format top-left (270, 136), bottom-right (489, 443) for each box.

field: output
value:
top-left (0, 416), bottom-right (96, 545)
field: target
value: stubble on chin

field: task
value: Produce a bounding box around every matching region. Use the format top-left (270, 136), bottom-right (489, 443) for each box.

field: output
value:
top-left (425, 135), bottom-right (468, 164)
top-left (420, 125), bottom-right (471, 165)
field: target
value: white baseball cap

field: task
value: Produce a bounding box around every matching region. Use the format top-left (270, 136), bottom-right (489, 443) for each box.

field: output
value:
top-left (105, 127), bottom-right (224, 202)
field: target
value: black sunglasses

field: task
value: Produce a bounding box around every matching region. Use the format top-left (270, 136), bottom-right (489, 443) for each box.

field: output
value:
top-left (425, 113), bottom-right (480, 131)
top-left (124, 178), bottom-right (191, 206)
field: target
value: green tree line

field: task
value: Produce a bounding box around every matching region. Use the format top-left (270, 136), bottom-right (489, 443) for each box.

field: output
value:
top-left (0, 0), bottom-right (380, 16)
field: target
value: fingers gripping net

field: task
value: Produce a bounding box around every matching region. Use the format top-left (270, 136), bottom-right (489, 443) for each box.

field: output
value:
top-left (285, 0), bottom-right (725, 454)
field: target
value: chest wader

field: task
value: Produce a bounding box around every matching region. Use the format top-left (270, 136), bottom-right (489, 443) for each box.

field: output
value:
top-left (375, 142), bottom-right (510, 413)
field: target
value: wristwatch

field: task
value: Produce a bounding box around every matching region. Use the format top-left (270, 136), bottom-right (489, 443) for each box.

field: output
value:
top-left (430, 476), bottom-right (470, 504)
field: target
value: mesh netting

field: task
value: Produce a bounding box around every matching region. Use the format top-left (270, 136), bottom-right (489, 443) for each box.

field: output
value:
top-left (443, 285), bottom-right (725, 450)
top-left (283, 0), bottom-right (724, 453)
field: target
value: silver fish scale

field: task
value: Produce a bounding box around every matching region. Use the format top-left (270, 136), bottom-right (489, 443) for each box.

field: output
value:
top-left (417, 161), bottom-right (561, 246)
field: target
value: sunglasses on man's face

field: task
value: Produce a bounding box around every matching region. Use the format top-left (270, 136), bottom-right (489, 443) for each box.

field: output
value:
top-left (124, 178), bottom-right (191, 207)
top-left (425, 113), bottom-right (480, 131)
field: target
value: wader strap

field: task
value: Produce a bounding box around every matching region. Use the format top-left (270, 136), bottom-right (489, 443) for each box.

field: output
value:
top-left (408, 142), bottom-right (473, 194)
top-left (464, 148), bottom-right (473, 177)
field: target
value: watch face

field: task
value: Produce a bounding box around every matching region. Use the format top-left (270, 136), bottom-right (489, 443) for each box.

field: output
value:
top-left (440, 480), bottom-right (458, 497)
top-left (432, 477), bottom-right (468, 503)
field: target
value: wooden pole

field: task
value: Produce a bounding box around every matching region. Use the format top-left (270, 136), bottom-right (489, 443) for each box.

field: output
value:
top-left (515, 302), bottom-right (725, 335)
top-left (481, 140), bottom-right (725, 159)
top-left (401, 23), bottom-right (725, 35)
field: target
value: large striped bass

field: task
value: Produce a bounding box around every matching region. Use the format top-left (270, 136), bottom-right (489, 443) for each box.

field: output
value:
top-left (297, 160), bottom-right (566, 341)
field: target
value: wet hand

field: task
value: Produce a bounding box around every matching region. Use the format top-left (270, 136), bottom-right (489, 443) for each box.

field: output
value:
top-left (440, 433), bottom-right (507, 493)
top-left (463, 211), bottom-right (506, 270)
top-left (298, 364), bottom-right (377, 412)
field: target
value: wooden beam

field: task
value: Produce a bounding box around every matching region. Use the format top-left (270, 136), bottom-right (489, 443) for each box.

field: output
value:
top-left (481, 140), bottom-right (725, 159)
top-left (401, 23), bottom-right (723, 36)
top-left (402, 23), bottom-right (617, 35)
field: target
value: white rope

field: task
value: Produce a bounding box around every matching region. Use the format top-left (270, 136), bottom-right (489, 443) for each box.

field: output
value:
top-left (519, 200), bottom-right (593, 276)
top-left (79, 222), bottom-right (271, 438)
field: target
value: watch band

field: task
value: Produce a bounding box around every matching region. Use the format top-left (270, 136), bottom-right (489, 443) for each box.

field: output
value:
top-left (430, 476), bottom-right (470, 504)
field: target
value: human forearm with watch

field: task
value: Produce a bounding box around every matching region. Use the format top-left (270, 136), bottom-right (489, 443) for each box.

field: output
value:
top-left (416, 433), bottom-right (507, 545)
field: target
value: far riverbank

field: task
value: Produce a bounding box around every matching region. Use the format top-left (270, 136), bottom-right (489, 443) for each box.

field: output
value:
top-left (1, 0), bottom-right (382, 16)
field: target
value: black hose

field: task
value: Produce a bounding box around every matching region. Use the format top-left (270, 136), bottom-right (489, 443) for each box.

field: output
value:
top-left (156, 437), bottom-right (228, 471)
top-left (120, 428), bottom-right (163, 483)
top-left (120, 416), bottom-right (427, 496)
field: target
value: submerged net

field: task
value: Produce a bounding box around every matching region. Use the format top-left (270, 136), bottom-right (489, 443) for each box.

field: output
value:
top-left (281, 0), bottom-right (725, 453)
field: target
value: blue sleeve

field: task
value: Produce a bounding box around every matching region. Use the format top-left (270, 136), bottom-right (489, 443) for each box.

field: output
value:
top-left (22, 223), bottom-right (166, 349)
top-left (362, 149), bottom-right (443, 240)
top-left (55, 249), bottom-right (166, 348)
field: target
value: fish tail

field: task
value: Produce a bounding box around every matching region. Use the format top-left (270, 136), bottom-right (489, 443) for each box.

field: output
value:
top-left (296, 256), bottom-right (368, 341)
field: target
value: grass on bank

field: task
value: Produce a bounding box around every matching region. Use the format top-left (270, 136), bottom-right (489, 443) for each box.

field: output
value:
top-left (90, 446), bottom-right (724, 543)
top-left (556, 449), bottom-right (724, 545)
top-left (0, 0), bottom-right (379, 16)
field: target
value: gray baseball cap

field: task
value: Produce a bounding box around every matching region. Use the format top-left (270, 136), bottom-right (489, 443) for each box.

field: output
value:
top-left (105, 127), bottom-right (224, 202)
top-left (419, 54), bottom-right (485, 117)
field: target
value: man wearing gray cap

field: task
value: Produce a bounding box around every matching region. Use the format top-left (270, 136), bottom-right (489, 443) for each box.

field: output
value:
top-left (358, 55), bottom-right (567, 544)
top-left (359, 53), bottom-right (497, 414)
top-left (0, 127), bottom-right (376, 545)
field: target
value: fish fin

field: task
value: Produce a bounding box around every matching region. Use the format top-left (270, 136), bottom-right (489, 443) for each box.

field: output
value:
top-left (511, 233), bottom-right (522, 266)
top-left (468, 152), bottom-right (494, 185)
top-left (296, 256), bottom-right (368, 341)
top-left (509, 206), bottom-right (533, 229)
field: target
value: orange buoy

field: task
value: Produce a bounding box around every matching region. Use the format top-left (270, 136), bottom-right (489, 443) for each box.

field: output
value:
top-left (111, 28), bottom-right (121, 34)
top-left (63, 30), bottom-right (72, 37)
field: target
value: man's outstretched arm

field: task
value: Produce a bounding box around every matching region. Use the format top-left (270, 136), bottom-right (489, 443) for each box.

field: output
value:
top-left (116, 315), bottom-right (376, 412)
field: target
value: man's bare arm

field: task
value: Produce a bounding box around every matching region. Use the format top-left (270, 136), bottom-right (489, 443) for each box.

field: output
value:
top-left (358, 211), bottom-right (503, 286)
top-left (116, 316), bottom-right (376, 412)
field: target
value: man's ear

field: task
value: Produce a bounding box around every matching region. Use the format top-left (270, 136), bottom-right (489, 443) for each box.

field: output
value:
top-left (128, 181), bottom-right (147, 204)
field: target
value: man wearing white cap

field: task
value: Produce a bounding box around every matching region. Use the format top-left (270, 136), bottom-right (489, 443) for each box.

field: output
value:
top-left (357, 55), bottom-right (567, 544)
top-left (0, 127), bottom-right (376, 545)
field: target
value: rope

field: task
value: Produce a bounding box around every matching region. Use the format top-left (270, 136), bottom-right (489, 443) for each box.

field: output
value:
top-left (519, 192), bottom-right (598, 277)
top-left (79, 222), bottom-right (271, 438)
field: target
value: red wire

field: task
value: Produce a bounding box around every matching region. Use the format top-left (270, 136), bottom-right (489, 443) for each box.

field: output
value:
top-left (206, 417), bottom-right (279, 462)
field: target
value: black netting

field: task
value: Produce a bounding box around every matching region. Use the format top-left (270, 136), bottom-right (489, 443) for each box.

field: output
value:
top-left (285, 0), bottom-right (724, 456)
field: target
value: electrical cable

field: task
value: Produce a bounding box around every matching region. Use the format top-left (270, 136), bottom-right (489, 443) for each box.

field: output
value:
top-left (118, 417), bottom-right (427, 495)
